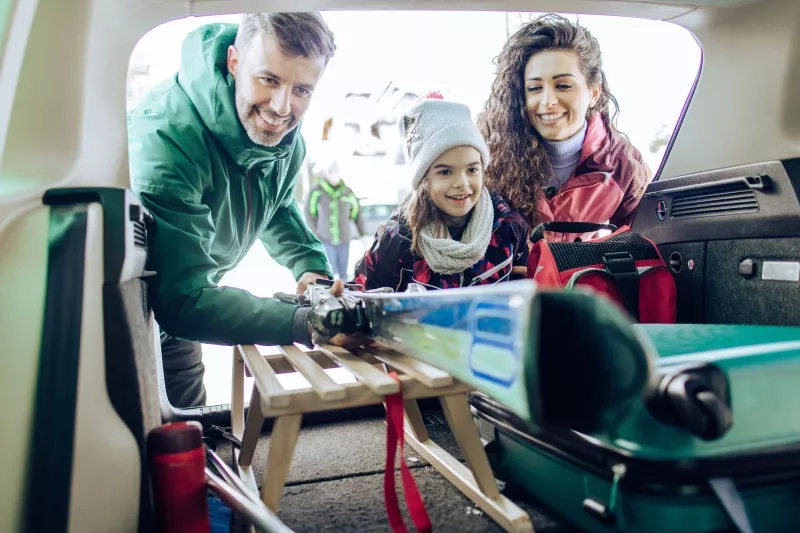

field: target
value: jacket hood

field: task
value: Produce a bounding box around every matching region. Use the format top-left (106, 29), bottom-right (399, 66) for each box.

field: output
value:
top-left (176, 22), bottom-right (299, 168)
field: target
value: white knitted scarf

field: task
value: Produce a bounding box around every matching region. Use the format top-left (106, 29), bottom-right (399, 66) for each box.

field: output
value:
top-left (418, 188), bottom-right (494, 275)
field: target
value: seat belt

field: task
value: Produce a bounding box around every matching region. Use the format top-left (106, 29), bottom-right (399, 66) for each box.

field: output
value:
top-left (709, 477), bottom-right (754, 533)
top-left (602, 251), bottom-right (641, 322)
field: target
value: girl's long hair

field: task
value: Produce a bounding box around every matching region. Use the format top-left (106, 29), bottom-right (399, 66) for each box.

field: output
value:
top-left (401, 176), bottom-right (449, 255)
top-left (476, 13), bottom-right (646, 225)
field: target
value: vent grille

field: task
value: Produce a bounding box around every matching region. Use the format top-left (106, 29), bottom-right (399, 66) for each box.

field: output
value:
top-left (133, 220), bottom-right (147, 250)
top-left (671, 183), bottom-right (759, 219)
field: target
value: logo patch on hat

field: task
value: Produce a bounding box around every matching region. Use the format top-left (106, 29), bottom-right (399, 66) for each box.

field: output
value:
top-left (403, 114), bottom-right (421, 155)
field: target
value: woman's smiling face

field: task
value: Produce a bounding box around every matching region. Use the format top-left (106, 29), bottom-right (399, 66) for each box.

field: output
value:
top-left (523, 49), bottom-right (601, 141)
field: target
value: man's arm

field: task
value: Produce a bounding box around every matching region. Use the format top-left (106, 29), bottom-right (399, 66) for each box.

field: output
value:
top-left (129, 115), bottom-right (313, 347)
top-left (258, 141), bottom-right (333, 282)
top-left (261, 199), bottom-right (333, 293)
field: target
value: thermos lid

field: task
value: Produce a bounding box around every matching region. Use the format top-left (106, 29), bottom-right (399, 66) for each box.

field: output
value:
top-left (147, 421), bottom-right (204, 455)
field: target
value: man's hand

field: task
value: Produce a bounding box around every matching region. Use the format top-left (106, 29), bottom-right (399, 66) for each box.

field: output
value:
top-left (296, 271), bottom-right (330, 295)
top-left (328, 332), bottom-right (374, 349)
top-left (328, 278), bottom-right (345, 297)
top-left (329, 276), bottom-right (373, 347)
top-left (306, 279), bottom-right (373, 348)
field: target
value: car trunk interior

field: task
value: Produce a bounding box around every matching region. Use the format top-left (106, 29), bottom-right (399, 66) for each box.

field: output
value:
top-left (1, 0), bottom-right (799, 532)
top-left (633, 158), bottom-right (800, 326)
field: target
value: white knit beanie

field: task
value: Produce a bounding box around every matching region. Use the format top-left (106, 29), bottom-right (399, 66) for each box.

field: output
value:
top-left (398, 93), bottom-right (491, 190)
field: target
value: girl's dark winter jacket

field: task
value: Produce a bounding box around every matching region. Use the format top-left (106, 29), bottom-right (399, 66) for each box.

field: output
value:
top-left (353, 192), bottom-right (530, 292)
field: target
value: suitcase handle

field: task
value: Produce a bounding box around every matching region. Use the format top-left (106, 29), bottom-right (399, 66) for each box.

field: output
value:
top-left (530, 221), bottom-right (618, 243)
top-left (646, 363), bottom-right (733, 441)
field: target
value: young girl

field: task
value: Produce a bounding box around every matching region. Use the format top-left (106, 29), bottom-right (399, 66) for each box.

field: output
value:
top-left (353, 93), bottom-right (530, 292)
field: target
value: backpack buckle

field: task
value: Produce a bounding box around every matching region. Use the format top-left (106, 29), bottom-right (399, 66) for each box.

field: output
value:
top-left (602, 251), bottom-right (636, 275)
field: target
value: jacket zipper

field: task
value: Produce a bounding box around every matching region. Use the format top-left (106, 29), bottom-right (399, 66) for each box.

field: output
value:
top-left (243, 168), bottom-right (254, 246)
top-left (550, 171), bottom-right (611, 200)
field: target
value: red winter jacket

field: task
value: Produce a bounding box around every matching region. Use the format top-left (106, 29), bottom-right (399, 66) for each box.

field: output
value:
top-left (536, 113), bottom-right (651, 242)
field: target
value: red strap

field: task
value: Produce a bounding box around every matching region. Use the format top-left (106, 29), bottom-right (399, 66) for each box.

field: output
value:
top-left (384, 372), bottom-right (432, 533)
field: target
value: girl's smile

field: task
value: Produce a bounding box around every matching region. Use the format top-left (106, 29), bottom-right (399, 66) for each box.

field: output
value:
top-left (425, 145), bottom-right (484, 226)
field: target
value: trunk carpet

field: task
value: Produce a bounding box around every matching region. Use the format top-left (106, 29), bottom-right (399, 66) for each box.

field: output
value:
top-left (213, 410), bottom-right (579, 532)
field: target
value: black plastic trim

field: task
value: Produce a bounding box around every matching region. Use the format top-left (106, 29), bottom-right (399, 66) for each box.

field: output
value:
top-left (470, 392), bottom-right (800, 496)
top-left (782, 157), bottom-right (800, 206)
top-left (657, 241), bottom-right (707, 323)
top-left (40, 188), bottom-right (157, 532)
top-left (632, 160), bottom-right (800, 245)
top-left (24, 205), bottom-right (88, 533)
top-left (43, 187), bottom-right (129, 284)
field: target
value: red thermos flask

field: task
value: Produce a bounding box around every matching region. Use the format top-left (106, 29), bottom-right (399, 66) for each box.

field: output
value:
top-left (147, 421), bottom-right (211, 533)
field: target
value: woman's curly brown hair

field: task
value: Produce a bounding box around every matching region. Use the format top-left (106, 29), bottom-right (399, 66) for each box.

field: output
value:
top-left (477, 13), bottom-right (645, 225)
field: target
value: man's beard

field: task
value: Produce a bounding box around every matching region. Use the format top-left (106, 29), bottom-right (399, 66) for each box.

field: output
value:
top-left (235, 92), bottom-right (297, 147)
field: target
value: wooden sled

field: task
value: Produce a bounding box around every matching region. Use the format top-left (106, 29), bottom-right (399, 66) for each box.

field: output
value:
top-left (229, 342), bottom-right (534, 533)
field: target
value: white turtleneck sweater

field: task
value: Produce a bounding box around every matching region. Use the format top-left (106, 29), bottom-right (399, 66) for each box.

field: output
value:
top-left (540, 121), bottom-right (588, 191)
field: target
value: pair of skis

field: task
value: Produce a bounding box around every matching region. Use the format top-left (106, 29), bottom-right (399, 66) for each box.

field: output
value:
top-left (278, 279), bottom-right (656, 434)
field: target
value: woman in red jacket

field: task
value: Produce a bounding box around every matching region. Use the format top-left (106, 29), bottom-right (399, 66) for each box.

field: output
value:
top-left (477, 14), bottom-right (651, 242)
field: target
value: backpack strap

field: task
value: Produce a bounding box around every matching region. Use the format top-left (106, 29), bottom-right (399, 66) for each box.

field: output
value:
top-left (602, 251), bottom-right (641, 321)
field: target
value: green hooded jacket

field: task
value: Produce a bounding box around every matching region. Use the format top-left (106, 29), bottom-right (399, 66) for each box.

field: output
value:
top-left (128, 22), bottom-right (332, 346)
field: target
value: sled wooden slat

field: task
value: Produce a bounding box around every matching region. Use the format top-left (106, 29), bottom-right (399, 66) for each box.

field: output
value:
top-left (318, 344), bottom-right (400, 395)
top-left (264, 349), bottom-right (340, 373)
top-left (232, 342), bottom-right (533, 533)
top-left (362, 345), bottom-right (453, 388)
top-left (247, 347), bottom-right (382, 376)
top-left (277, 345), bottom-right (347, 402)
top-left (259, 375), bottom-right (473, 418)
top-left (237, 344), bottom-right (291, 409)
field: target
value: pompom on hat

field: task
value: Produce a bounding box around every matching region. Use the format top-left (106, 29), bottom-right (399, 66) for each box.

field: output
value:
top-left (398, 91), bottom-right (490, 190)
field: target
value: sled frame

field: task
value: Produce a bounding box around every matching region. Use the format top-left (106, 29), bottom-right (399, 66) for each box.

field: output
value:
top-left (229, 342), bottom-right (533, 533)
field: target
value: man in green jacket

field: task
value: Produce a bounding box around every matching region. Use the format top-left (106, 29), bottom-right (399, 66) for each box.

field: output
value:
top-left (128, 13), bottom-right (337, 407)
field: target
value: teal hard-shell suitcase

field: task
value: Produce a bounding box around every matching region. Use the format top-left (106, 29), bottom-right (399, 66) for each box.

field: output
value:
top-left (470, 324), bottom-right (800, 533)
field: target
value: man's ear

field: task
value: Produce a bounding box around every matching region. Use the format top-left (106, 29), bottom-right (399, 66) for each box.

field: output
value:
top-left (227, 45), bottom-right (239, 78)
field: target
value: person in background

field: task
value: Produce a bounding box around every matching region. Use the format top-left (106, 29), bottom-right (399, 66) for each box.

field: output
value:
top-left (477, 14), bottom-right (651, 242)
top-left (354, 93), bottom-right (530, 292)
top-left (305, 159), bottom-right (366, 279)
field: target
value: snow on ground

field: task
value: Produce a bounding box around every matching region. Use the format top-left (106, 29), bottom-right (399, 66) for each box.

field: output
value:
top-left (202, 241), bottom-right (366, 406)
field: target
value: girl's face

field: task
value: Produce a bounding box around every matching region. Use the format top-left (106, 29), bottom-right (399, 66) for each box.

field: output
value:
top-left (523, 50), bottom-right (601, 141)
top-left (425, 146), bottom-right (483, 225)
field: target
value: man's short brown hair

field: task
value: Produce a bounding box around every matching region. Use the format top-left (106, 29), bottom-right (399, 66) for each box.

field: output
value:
top-left (234, 12), bottom-right (336, 64)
